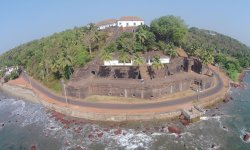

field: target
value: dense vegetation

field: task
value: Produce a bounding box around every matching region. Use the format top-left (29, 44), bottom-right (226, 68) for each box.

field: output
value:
top-left (184, 27), bottom-right (250, 81)
top-left (0, 25), bottom-right (106, 91)
top-left (0, 15), bottom-right (249, 91)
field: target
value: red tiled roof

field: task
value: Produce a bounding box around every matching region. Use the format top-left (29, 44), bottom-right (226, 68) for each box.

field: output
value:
top-left (119, 16), bottom-right (144, 21)
top-left (96, 19), bottom-right (117, 26)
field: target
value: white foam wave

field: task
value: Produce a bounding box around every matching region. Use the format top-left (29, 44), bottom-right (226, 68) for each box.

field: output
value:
top-left (116, 131), bottom-right (153, 150)
top-left (200, 116), bottom-right (210, 120)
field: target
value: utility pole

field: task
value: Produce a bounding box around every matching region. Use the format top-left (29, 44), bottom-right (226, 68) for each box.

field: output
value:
top-left (196, 80), bottom-right (201, 102)
top-left (61, 79), bottom-right (68, 104)
top-left (24, 70), bottom-right (32, 90)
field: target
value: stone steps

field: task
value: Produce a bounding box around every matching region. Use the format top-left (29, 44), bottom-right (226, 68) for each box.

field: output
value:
top-left (139, 65), bottom-right (150, 80)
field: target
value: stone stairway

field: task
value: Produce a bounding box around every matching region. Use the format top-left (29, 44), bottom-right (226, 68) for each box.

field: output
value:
top-left (139, 65), bottom-right (151, 80)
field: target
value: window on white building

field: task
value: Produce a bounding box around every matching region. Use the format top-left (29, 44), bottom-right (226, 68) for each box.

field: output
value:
top-left (133, 22), bottom-right (136, 26)
top-left (126, 23), bottom-right (129, 26)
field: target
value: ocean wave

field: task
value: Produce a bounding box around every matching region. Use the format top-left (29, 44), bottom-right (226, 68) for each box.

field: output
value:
top-left (115, 131), bottom-right (153, 150)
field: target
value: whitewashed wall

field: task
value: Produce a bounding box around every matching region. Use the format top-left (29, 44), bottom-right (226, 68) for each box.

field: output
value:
top-left (104, 60), bottom-right (133, 66)
top-left (146, 58), bottom-right (170, 65)
top-left (98, 23), bottom-right (117, 30)
top-left (117, 21), bottom-right (144, 27)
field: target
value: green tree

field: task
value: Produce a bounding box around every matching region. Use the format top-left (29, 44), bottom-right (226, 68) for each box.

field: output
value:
top-left (116, 32), bottom-right (135, 53)
top-left (119, 51), bottom-right (130, 65)
top-left (152, 55), bottom-right (164, 70)
top-left (150, 15), bottom-right (188, 46)
top-left (133, 53), bottom-right (145, 66)
top-left (100, 49), bottom-right (114, 77)
top-left (165, 43), bottom-right (178, 60)
top-left (100, 49), bottom-right (112, 63)
top-left (200, 49), bottom-right (214, 65)
top-left (135, 26), bottom-right (147, 50)
top-left (58, 50), bottom-right (73, 79)
top-left (83, 23), bottom-right (99, 54)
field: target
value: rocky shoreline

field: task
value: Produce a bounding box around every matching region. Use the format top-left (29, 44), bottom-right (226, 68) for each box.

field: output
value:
top-left (231, 70), bottom-right (250, 89)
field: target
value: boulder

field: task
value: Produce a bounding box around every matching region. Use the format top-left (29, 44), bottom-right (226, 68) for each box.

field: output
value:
top-left (97, 132), bottom-right (103, 138)
top-left (30, 144), bottom-right (36, 150)
top-left (180, 119), bottom-right (189, 126)
top-left (243, 133), bottom-right (250, 141)
top-left (114, 129), bottom-right (122, 135)
top-left (179, 114), bottom-right (185, 120)
top-left (168, 125), bottom-right (181, 134)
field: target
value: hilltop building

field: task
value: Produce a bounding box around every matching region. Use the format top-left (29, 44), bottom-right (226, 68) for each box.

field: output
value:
top-left (96, 16), bottom-right (144, 30)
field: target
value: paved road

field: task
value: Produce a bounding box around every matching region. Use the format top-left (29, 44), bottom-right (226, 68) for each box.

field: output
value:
top-left (22, 72), bottom-right (224, 110)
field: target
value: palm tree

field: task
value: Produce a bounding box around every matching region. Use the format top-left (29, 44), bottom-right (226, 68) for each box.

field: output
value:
top-left (50, 58), bottom-right (60, 73)
top-left (166, 43), bottom-right (178, 61)
top-left (100, 50), bottom-right (112, 63)
top-left (119, 51), bottom-right (130, 65)
top-left (135, 27), bottom-right (147, 50)
top-left (50, 50), bottom-right (73, 79)
top-left (152, 55), bottom-right (164, 70)
top-left (201, 49), bottom-right (214, 65)
top-left (133, 53), bottom-right (145, 66)
top-left (116, 32), bottom-right (135, 54)
top-left (58, 50), bottom-right (73, 74)
top-left (133, 53), bottom-right (145, 79)
top-left (39, 48), bottom-right (50, 81)
top-left (100, 50), bottom-right (113, 77)
top-left (83, 23), bottom-right (99, 54)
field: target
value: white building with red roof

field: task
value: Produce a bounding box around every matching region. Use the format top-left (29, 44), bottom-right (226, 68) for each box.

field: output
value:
top-left (96, 16), bottom-right (144, 30)
top-left (117, 16), bottom-right (144, 28)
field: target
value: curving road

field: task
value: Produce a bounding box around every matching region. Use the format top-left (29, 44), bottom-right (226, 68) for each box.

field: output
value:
top-left (22, 72), bottom-right (224, 110)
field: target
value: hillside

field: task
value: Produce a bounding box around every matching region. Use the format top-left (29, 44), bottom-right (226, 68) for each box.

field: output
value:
top-left (186, 27), bottom-right (250, 57)
top-left (1, 15), bottom-right (249, 89)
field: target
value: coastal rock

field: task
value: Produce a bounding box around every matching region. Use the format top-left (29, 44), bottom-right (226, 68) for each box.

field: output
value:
top-left (223, 98), bottom-right (229, 103)
top-left (74, 127), bottom-right (82, 133)
top-left (243, 133), bottom-right (250, 141)
top-left (103, 128), bottom-right (109, 132)
top-left (168, 125), bottom-right (181, 134)
top-left (88, 134), bottom-right (94, 139)
top-left (76, 145), bottom-right (84, 150)
top-left (211, 144), bottom-right (216, 148)
top-left (230, 82), bottom-right (245, 89)
top-left (180, 118), bottom-right (189, 126)
top-left (179, 114), bottom-right (185, 120)
top-left (114, 129), bottom-right (122, 135)
top-left (64, 141), bottom-right (70, 146)
top-left (97, 132), bottom-right (103, 138)
top-left (63, 125), bottom-right (69, 129)
top-left (154, 126), bottom-right (160, 131)
top-left (30, 144), bottom-right (36, 150)
top-left (1, 123), bottom-right (4, 127)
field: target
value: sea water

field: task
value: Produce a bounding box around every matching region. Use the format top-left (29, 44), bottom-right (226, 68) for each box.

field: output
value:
top-left (1, 72), bottom-right (250, 150)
